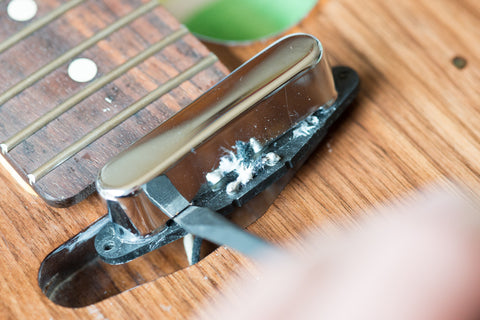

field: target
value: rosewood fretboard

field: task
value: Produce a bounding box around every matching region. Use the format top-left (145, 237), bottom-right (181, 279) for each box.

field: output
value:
top-left (0, 0), bottom-right (228, 206)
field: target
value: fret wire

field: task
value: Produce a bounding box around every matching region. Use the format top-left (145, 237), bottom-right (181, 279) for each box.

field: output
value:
top-left (1, 26), bottom-right (189, 153)
top-left (0, 0), bottom-right (85, 54)
top-left (28, 53), bottom-right (218, 183)
top-left (0, 0), bottom-right (159, 107)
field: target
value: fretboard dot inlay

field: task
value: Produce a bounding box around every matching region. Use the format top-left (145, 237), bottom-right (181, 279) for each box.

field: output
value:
top-left (68, 58), bottom-right (98, 83)
top-left (7, 0), bottom-right (38, 22)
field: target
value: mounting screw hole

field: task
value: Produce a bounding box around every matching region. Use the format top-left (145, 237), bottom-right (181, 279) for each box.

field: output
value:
top-left (452, 56), bottom-right (467, 69)
top-left (103, 241), bottom-right (115, 252)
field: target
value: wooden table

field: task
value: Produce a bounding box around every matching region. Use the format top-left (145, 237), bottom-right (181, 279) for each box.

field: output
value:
top-left (1, 0), bottom-right (479, 318)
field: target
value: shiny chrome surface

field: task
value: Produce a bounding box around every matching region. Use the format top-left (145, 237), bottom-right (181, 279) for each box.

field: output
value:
top-left (97, 34), bottom-right (337, 235)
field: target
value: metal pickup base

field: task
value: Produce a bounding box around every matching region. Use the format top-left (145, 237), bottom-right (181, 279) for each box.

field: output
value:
top-left (95, 66), bottom-right (360, 265)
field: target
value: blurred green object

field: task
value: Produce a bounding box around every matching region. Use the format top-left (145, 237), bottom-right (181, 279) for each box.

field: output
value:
top-left (183, 0), bottom-right (318, 43)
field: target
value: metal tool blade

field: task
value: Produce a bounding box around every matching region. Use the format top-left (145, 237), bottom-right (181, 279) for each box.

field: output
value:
top-left (174, 206), bottom-right (275, 257)
top-left (144, 174), bottom-right (277, 257)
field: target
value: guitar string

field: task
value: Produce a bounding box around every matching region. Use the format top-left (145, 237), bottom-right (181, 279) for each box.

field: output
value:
top-left (0, 0), bottom-right (85, 54)
top-left (29, 53), bottom-right (218, 183)
top-left (0, 0), bottom-right (159, 107)
top-left (1, 26), bottom-right (189, 153)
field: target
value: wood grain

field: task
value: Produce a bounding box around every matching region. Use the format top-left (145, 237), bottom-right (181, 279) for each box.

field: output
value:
top-left (1, 0), bottom-right (480, 319)
top-left (0, 0), bottom-right (227, 206)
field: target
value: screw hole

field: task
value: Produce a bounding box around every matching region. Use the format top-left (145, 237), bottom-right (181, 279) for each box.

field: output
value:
top-left (103, 242), bottom-right (114, 251)
top-left (452, 56), bottom-right (467, 69)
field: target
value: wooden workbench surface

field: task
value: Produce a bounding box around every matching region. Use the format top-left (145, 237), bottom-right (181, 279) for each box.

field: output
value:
top-left (0, 0), bottom-right (479, 318)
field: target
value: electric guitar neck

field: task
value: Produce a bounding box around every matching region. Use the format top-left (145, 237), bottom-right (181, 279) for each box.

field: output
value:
top-left (0, 0), bottom-right (228, 206)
